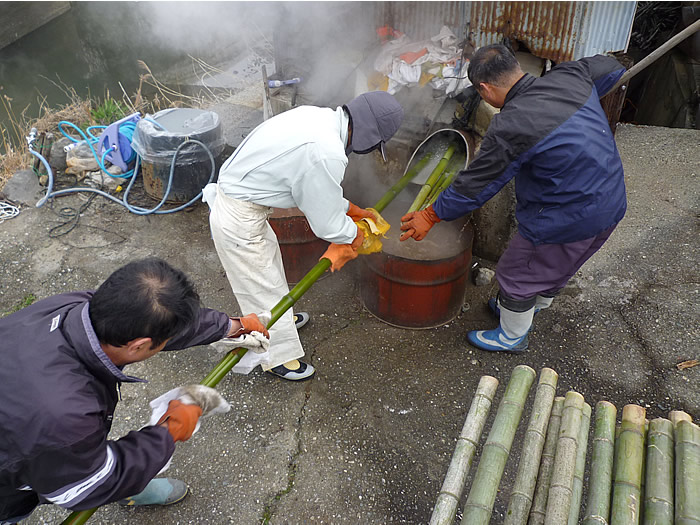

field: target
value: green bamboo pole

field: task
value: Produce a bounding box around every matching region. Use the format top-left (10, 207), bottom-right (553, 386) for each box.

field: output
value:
top-left (422, 152), bottom-right (463, 207)
top-left (610, 404), bottom-right (647, 525)
top-left (201, 258), bottom-right (329, 387)
top-left (529, 396), bottom-right (566, 525)
top-left (62, 174), bottom-right (421, 525)
top-left (643, 418), bottom-right (674, 525)
top-left (544, 391), bottom-right (585, 525)
top-left (674, 419), bottom-right (700, 525)
top-left (640, 419), bottom-right (649, 521)
top-left (583, 400), bottom-right (618, 525)
top-left (461, 364), bottom-right (536, 525)
top-left (568, 402), bottom-right (592, 525)
top-left (430, 375), bottom-right (500, 525)
top-left (504, 368), bottom-right (559, 525)
top-left (373, 152), bottom-right (433, 213)
top-left (59, 508), bottom-right (97, 525)
top-left (669, 410), bottom-right (692, 427)
top-left (423, 164), bottom-right (461, 210)
top-left (407, 143), bottom-right (456, 213)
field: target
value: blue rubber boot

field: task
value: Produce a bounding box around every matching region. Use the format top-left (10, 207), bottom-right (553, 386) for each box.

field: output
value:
top-left (467, 326), bottom-right (529, 352)
top-left (468, 305), bottom-right (535, 352)
top-left (118, 478), bottom-right (188, 506)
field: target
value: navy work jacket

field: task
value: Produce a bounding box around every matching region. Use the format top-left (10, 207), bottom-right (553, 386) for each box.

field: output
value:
top-left (434, 55), bottom-right (627, 245)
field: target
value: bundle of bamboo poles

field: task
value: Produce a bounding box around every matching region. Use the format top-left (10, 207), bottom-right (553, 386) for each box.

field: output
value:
top-left (406, 142), bottom-right (462, 213)
top-left (430, 366), bottom-right (700, 525)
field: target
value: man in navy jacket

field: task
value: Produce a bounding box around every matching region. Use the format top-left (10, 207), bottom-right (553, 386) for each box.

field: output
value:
top-left (0, 258), bottom-right (268, 522)
top-left (400, 44), bottom-right (627, 352)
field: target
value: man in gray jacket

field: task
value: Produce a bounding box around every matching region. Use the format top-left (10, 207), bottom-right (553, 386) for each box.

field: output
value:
top-left (0, 258), bottom-right (268, 522)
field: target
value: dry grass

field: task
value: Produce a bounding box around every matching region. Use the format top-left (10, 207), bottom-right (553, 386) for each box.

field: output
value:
top-left (1, 57), bottom-right (234, 192)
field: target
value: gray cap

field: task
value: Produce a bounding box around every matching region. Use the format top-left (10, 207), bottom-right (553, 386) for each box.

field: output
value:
top-left (344, 91), bottom-right (404, 161)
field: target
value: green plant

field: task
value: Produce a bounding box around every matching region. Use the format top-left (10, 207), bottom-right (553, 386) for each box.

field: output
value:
top-left (1, 294), bottom-right (36, 317)
top-left (90, 98), bottom-right (128, 126)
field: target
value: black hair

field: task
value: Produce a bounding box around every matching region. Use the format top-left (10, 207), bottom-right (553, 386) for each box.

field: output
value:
top-left (89, 258), bottom-right (200, 347)
top-left (468, 44), bottom-right (521, 88)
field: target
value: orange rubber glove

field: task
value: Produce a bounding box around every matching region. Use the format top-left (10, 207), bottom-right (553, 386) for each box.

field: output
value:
top-left (229, 313), bottom-right (270, 339)
top-left (158, 400), bottom-right (202, 443)
top-left (320, 226), bottom-right (364, 272)
top-left (399, 204), bottom-right (441, 241)
top-left (346, 202), bottom-right (376, 222)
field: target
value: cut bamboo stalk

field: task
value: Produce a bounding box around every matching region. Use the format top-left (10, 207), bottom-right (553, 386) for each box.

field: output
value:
top-left (407, 143), bottom-right (456, 213)
top-left (422, 153), bottom-right (463, 208)
top-left (544, 391), bottom-right (585, 525)
top-left (568, 402), bottom-right (592, 525)
top-left (610, 404), bottom-right (646, 525)
top-left (669, 410), bottom-right (692, 426)
top-left (373, 152), bottom-right (433, 213)
top-left (640, 419), bottom-right (649, 521)
top-left (504, 368), bottom-right (559, 525)
top-left (423, 163), bottom-right (461, 209)
top-left (674, 419), bottom-right (700, 525)
top-left (529, 396), bottom-right (565, 525)
top-left (430, 376), bottom-right (500, 525)
top-left (643, 418), bottom-right (674, 525)
top-left (583, 400), bottom-right (617, 525)
top-left (461, 365), bottom-right (537, 525)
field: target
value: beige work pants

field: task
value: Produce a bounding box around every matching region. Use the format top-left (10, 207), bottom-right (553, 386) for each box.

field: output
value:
top-left (208, 185), bottom-right (304, 373)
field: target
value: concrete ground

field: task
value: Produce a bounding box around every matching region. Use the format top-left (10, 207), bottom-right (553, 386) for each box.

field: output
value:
top-left (1, 122), bottom-right (698, 524)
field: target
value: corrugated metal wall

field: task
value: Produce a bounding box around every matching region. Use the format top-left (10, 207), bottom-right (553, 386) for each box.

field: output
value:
top-left (373, 2), bottom-right (470, 42)
top-left (373, 1), bottom-right (636, 62)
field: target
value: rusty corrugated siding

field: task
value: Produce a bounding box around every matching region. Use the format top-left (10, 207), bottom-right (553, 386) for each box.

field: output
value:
top-left (469, 1), bottom-right (583, 62)
top-left (372, 2), bottom-right (469, 42)
top-left (370, 1), bottom-right (636, 62)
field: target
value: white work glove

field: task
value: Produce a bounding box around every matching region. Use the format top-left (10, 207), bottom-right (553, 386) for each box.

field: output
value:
top-left (211, 311), bottom-right (272, 354)
top-left (148, 384), bottom-right (231, 473)
top-left (212, 331), bottom-right (270, 354)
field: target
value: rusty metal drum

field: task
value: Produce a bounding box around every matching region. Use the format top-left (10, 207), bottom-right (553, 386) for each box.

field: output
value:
top-left (269, 207), bottom-right (328, 284)
top-left (359, 127), bottom-right (473, 329)
top-left (360, 219), bottom-right (473, 329)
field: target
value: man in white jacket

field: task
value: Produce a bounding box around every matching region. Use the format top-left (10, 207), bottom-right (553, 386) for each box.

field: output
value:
top-left (205, 91), bottom-right (404, 380)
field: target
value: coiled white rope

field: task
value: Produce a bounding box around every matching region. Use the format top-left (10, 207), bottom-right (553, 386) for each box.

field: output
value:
top-left (0, 201), bottom-right (20, 223)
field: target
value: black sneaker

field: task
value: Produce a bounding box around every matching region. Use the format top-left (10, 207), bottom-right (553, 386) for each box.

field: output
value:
top-left (268, 359), bottom-right (315, 381)
top-left (294, 312), bottom-right (310, 330)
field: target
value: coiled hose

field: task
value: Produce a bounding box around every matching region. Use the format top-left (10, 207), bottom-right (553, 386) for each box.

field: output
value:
top-left (31, 119), bottom-right (215, 215)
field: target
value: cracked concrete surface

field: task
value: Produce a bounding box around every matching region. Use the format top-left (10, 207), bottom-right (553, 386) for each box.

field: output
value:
top-left (1, 123), bottom-right (698, 524)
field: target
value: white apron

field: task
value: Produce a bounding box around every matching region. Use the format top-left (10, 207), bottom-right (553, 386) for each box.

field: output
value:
top-left (207, 184), bottom-right (304, 373)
